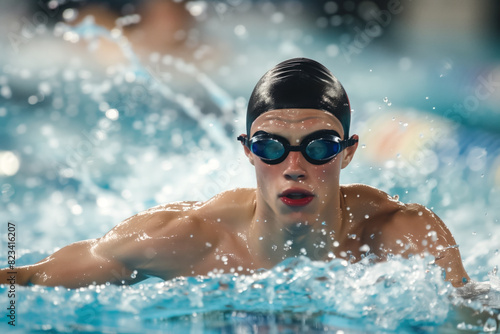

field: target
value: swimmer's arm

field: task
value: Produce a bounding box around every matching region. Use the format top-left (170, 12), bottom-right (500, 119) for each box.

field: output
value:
top-left (0, 239), bottom-right (147, 289)
top-left (0, 206), bottom-right (180, 288)
top-left (1, 201), bottom-right (215, 288)
top-left (372, 204), bottom-right (470, 287)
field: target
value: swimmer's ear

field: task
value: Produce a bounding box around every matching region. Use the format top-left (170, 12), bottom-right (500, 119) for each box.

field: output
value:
top-left (238, 134), bottom-right (255, 165)
top-left (341, 134), bottom-right (358, 169)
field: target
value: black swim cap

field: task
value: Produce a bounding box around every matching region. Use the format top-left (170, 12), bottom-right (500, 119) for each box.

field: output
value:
top-left (246, 58), bottom-right (351, 138)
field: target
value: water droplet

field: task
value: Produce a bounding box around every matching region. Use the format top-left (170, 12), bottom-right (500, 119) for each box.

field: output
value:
top-left (1, 86), bottom-right (12, 99)
top-left (62, 8), bottom-right (78, 22)
top-left (359, 244), bottom-right (370, 252)
top-left (105, 108), bottom-right (119, 120)
top-left (234, 25), bottom-right (247, 37)
top-left (28, 95), bottom-right (38, 105)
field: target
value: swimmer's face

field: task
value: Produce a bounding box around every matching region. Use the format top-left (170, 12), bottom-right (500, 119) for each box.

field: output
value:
top-left (242, 109), bottom-right (358, 228)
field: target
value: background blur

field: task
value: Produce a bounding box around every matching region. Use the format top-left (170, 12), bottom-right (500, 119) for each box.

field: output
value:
top-left (0, 0), bottom-right (499, 281)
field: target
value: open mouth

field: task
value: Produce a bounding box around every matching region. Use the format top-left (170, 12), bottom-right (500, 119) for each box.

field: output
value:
top-left (285, 193), bottom-right (309, 199)
top-left (279, 189), bottom-right (314, 207)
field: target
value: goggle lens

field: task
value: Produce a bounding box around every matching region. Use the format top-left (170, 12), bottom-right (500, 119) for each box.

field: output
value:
top-left (305, 139), bottom-right (340, 161)
top-left (251, 139), bottom-right (285, 161)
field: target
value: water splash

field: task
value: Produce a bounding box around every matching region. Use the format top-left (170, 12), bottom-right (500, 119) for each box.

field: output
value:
top-left (2, 255), bottom-right (498, 333)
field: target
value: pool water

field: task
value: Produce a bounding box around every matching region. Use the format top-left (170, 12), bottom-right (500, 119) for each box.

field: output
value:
top-left (1, 8), bottom-right (500, 334)
top-left (2, 255), bottom-right (500, 333)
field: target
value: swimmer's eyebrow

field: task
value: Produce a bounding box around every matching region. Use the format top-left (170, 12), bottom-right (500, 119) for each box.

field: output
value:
top-left (252, 130), bottom-right (271, 137)
top-left (251, 129), bottom-right (342, 140)
top-left (261, 115), bottom-right (326, 123)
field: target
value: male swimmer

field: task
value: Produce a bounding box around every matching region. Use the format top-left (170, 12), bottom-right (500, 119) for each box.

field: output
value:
top-left (1, 58), bottom-right (469, 288)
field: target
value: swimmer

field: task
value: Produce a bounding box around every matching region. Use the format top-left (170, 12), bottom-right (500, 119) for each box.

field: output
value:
top-left (1, 58), bottom-right (470, 288)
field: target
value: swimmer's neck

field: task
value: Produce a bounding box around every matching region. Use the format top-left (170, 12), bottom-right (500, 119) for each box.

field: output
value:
top-left (247, 189), bottom-right (344, 264)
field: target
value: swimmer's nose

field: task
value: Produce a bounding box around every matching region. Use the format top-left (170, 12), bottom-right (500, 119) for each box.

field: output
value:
top-left (283, 151), bottom-right (307, 181)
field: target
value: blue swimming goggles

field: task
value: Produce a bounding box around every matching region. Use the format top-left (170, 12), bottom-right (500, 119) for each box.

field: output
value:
top-left (237, 130), bottom-right (358, 165)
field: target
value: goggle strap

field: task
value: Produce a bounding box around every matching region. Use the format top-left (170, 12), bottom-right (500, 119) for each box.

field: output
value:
top-left (343, 137), bottom-right (358, 149)
top-left (237, 135), bottom-right (248, 146)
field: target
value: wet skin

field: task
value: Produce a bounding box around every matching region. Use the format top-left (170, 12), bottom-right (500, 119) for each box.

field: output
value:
top-left (0, 109), bottom-right (470, 288)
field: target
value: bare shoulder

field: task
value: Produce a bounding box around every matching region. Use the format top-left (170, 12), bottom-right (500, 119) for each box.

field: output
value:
top-left (93, 188), bottom-right (256, 277)
top-left (341, 183), bottom-right (401, 219)
top-left (342, 184), bottom-right (469, 286)
top-left (91, 200), bottom-right (208, 276)
top-left (342, 184), bottom-right (456, 252)
top-left (368, 198), bottom-right (469, 286)
top-left (349, 187), bottom-right (456, 256)
top-left (101, 187), bottom-right (256, 248)
top-left (195, 187), bottom-right (256, 230)
top-left (341, 183), bottom-right (399, 204)
top-left (374, 202), bottom-right (447, 243)
top-left (103, 200), bottom-right (204, 242)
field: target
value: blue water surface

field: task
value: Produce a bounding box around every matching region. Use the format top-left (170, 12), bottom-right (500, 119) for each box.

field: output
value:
top-left (2, 255), bottom-right (499, 333)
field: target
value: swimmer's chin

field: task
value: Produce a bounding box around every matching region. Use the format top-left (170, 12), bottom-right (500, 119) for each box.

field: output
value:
top-left (283, 221), bottom-right (312, 237)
